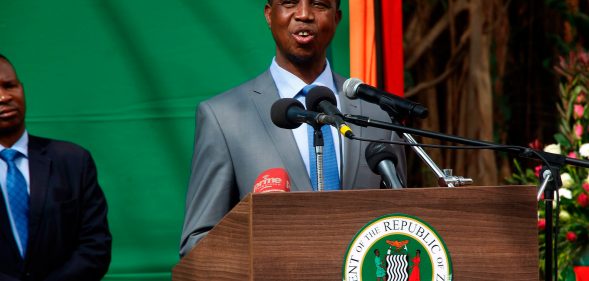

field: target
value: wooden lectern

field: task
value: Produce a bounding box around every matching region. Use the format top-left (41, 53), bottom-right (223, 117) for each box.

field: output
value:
top-left (173, 186), bottom-right (538, 280)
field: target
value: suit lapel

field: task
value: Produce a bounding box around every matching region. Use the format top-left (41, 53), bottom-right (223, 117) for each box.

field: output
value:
top-left (26, 136), bottom-right (51, 256)
top-left (335, 74), bottom-right (362, 190)
top-left (248, 71), bottom-right (312, 191)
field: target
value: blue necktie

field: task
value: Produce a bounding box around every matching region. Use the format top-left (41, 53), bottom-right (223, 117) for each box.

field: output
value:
top-left (300, 85), bottom-right (341, 191)
top-left (1, 149), bottom-right (29, 257)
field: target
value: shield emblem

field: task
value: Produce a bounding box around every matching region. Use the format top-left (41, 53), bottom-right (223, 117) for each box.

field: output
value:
top-left (386, 254), bottom-right (409, 281)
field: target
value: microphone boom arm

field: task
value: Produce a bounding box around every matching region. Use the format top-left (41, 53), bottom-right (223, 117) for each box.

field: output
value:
top-left (342, 114), bottom-right (589, 167)
top-left (342, 114), bottom-right (589, 185)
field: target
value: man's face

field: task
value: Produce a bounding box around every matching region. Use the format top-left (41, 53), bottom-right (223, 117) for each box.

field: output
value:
top-left (0, 59), bottom-right (26, 135)
top-left (265, 0), bottom-right (341, 66)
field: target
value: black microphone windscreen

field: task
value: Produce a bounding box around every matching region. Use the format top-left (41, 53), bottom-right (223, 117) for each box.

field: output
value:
top-left (365, 142), bottom-right (398, 174)
top-left (271, 98), bottom-right (304, 129)
top-left (305, 85), bottom-right (337, 112)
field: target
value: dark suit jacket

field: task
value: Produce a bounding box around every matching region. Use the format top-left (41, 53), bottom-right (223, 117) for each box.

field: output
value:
top-left (0, 135), bottom-right (111, 281)
top-left (179, 70), bottom-right (407, 256)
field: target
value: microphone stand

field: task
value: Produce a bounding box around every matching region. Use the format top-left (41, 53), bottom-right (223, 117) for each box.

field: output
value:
top-left (401, 132), bottom-right (472, 187)
top-left (312, 125), bottom-right (325, 192)
top-left (381, 108), bottom-right (473, 187)
top-left (343, 114), bottom-right (579, 281)
top-left (537, 163), bottom-right (564, 281)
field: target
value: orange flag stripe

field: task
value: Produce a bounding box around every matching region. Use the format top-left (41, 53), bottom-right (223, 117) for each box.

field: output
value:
top-left (349, 0), bottom-right (377, 87)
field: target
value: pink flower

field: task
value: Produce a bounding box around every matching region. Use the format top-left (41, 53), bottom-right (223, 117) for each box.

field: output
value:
top-left (566, 231), bottom-right (578, 242)
top-left (578, 193), bottom-right (589, 207)
top-left (583, 182), bottom-right (589, 192)
top-left (568, 151), bottom-right (578, 159)
top-left (534, 165), bottom-right (542, 177)
top-left (574, 105), bottom-right (585, 119)
top-left (538, 219), bottom-right (546, 231)
top-left (577, 92), bottom-right (587, 104)
top-left (574, 123), bottom-right (584, 139)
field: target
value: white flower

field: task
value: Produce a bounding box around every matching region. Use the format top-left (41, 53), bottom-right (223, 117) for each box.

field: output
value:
top-left (544, 143), bottom-right (561, 155)
top-left (560, 173), bottom-right (574, 189)
top-left (580, 143), bottom-right (589, 157)
top-left (559, 188), bottom-right (572, 199)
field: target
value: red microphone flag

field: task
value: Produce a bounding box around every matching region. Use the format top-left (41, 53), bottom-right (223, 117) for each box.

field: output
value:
top-left (253, 168), bottom-right (291, 193)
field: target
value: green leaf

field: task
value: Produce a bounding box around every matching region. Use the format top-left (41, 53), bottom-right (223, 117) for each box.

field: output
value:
top-left (555, 133), bottom-right (572, 149)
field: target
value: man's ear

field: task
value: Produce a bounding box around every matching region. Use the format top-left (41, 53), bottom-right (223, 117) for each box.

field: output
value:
top-left (335, 9), bottom-right (342, 26)
top-left (264, 3), bottom-right (272, 28)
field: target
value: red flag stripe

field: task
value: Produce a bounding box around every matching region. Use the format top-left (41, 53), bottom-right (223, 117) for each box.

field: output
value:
top-left (381, 0), bottom-right (404, 96)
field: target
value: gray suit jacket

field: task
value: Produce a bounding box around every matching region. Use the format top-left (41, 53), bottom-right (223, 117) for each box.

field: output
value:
top-left (179, 70), bottom-right (406, 256)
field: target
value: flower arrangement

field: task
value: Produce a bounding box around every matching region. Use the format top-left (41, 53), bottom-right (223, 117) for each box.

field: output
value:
top-left (507, 49), bottom-right (589, 280)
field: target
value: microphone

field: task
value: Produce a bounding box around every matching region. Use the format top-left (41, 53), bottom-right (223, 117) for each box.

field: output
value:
top-left (253, 168), bottom-right (291, 193)
top-left (271, 98), bottom-right (338, 129)
top-left (343, 78), bottom-right (429, 119)
top-left (304, 85), bottom-right (354, 138)
top-left (365, 142), bottom-right (405, 189)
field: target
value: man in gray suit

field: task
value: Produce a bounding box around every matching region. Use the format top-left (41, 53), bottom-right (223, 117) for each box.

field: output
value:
top-left (179, 0), bottom-right (407, 257)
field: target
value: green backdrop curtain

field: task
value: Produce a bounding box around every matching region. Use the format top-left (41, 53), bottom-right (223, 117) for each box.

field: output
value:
top-left (0, 1), bottom-right (350, 280)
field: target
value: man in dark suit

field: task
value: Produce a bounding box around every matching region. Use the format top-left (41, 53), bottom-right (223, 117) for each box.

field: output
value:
top-left (179, 0), bottom-right (407, 257)
top-left (0, 54), bottom-right (111, 281)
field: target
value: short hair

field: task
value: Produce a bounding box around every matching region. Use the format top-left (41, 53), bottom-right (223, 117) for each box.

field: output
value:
top-left (266, 0), bottom-right (341, 9)
top-left (0, 53), bottom-right (18, 77)
top-left (0, 53), bottom-right (13, 67)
